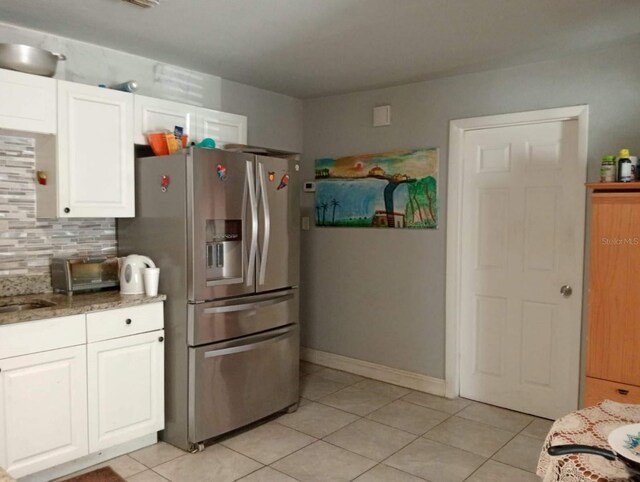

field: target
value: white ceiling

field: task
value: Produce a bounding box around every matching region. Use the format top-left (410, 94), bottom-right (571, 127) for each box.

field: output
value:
top-left (1, 0), bottom-right (639, 98)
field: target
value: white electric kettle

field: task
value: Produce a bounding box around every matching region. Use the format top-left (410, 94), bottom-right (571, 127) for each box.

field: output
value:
top-left (120, 254), bottom-right (156, 294)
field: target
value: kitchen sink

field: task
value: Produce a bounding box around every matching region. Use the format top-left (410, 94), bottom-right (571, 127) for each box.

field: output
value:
top-left (0, 300), bottom-right (57, 313)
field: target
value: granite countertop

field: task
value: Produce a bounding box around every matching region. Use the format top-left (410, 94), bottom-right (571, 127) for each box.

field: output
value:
top-left (0, 290), bottom-right (166, 327)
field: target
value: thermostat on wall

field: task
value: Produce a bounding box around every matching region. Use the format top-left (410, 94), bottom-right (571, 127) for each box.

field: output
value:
top-left (303, 181), bottom-right (316, 192)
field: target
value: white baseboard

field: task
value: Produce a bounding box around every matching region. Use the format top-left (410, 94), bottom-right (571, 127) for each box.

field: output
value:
top-left (301, 347), bottom-right (446, 397)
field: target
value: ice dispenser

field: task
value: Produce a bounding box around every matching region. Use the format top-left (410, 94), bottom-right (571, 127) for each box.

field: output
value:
top-left (206, 219), bottom-right (242, 284)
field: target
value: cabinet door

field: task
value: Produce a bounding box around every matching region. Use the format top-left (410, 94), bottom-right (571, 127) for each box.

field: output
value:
top-left (134, 95), bottom-right (196, 145)
top-left (57, 80), bottom-right (134, 217)
top-left (195, 108), bottom-right (247, 147)
top-left (587, 192), bottom-right (640, 386)
top-left (87, 330), bottom-right (164, 452)
top-left (0, 346), bottom-right (88, 478)
top-left (0, 68), bottom-right (56, 133)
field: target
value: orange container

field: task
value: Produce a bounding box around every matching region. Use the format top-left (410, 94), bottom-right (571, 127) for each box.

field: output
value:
top-left (147, 132), bottom-right (189, 156)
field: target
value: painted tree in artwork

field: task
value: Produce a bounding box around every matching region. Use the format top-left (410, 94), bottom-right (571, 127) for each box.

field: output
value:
top-left (404, 176), bottom-right (437, 227)
top-left (320, 201), bottom-right (329, 225)
top-left (330, 198), bottom-right (340, 225)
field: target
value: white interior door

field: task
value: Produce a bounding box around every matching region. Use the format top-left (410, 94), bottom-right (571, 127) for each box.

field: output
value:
top-left (459, 119), bottom-right (585, 419)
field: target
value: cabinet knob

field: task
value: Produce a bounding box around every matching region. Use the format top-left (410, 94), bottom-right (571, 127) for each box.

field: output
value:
top-left (560, 285), bottom-right (572, 297)
top-left (617, 388), bottom-right (630, 396)
top-left (64, 207), bottom-right (70, 213)
top-left (125, 318), bottom-right (132, 325)
top-left (158, 336), bottom-right (164, 342)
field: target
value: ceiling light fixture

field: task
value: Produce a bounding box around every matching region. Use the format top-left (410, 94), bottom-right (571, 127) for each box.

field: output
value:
top-left (122, 0), bottom-right (160, 8)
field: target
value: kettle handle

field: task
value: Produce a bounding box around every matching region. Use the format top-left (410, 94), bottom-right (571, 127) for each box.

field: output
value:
top-left (138, 255), bottom-right (156, 268)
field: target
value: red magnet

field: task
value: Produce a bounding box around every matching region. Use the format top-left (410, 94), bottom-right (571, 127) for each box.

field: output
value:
top-left (217, 164), bottom-right (227, 180)
top-left (277, 174), bottom-right (289, 190)
top-left (36, 170), bottom-right (47, 186)
top-left (268, 171), bottom-right (275, 182)
top-left (161, 175), bottom-right (170, 192)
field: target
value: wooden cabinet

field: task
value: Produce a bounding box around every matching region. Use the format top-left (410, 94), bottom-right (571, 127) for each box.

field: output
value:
top-left (134, 95), bottom-right (196, 145)
top-left (37, 81), bottom-right (135, 218)
top-left (0, 316), bottom-right (88, 478)
top-left (86, 303), bottom-right (164, 452)
top-left (585, 184), bottom-right (640, 406)
top-left (0, 68), bottom-right (56, 134)
top-left (0, 302), bottom-right (164, 479)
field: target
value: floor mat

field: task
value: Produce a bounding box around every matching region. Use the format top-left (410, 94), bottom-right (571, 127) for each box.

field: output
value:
top-left (61, 466), bottom-right (125, 482)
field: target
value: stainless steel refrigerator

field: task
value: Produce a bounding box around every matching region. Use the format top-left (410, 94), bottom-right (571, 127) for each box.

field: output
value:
top-left (118, 146), bottom-right (300, 451)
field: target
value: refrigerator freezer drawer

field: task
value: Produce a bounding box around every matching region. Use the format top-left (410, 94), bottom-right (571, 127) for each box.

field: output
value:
top-left (188, 324), bottom-right (299, 443)
top-left (188, 289), bottom-right (298, 346)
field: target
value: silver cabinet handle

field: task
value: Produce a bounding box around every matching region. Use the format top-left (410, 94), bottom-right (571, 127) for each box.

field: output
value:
top-left (203, 326), bottom-right (294, 358)
top-left (560, 285), bottom-right (572, 297)
top-left (202, 292), bottom-right (293, 314)
top-left (245, 160), bottom-right (258, 287)
top-left (257, 162), bottom-right (271, 285)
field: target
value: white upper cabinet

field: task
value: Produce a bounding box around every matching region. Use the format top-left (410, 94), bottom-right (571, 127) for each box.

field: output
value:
top-left (134, 95), bottom-right (196, 145)
top-left (54, 81), bottom-right (134, 218)
top-left (0, 68), bottom-right (56, 134)
top-left (133, 95), bottom-right (247, 148)
top-left (195, 108), bottom-right (247, 147)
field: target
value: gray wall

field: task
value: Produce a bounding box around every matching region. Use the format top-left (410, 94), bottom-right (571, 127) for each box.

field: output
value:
top-left (221, 80), bottom-right (303, 153)
top-left (300, 37), bottom-right (640, 379)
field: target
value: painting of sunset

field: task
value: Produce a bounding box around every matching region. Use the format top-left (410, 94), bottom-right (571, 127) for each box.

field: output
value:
top-left (314, 148), bottom-right (438, 228)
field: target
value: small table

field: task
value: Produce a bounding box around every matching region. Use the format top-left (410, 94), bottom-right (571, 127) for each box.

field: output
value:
top-left (537, 400), bottom-right (640, 481)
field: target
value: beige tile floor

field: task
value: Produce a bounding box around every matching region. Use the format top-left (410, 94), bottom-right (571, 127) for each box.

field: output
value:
top-left (66, 362), bottom-right (550, 481)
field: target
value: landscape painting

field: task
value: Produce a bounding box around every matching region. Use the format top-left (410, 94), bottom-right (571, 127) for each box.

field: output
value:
top-left (314, 148), bottom-right (438, 228)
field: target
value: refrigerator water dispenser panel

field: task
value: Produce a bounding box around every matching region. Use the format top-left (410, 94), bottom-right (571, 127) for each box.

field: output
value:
top-left (206, 219), bottom-right (242, 284)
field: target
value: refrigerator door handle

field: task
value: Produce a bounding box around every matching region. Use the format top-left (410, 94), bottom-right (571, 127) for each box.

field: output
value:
top-left (245, 160), bottom-right (258, 287)
top-left (202, 292), bottom-right (294, 314)
top-left (257, 162), bottom-right (271, 285)
top-left (203, 325), bottom-right (295, 358)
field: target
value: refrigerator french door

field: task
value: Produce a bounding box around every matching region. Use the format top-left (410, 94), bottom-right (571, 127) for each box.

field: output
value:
top-left (190, 150), bottom-right (299, 301)
top-left (117, 146), bottom-right (300, 451)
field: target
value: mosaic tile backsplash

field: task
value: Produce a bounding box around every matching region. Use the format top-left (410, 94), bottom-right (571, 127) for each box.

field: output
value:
top-left (0, 135), bottom-right (117, 292)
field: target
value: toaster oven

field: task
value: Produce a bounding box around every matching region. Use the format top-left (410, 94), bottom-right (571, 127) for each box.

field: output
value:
top-left (51, 256), bottom-right (120, 293)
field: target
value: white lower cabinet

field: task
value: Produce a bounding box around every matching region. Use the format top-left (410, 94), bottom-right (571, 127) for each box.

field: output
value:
top-left (0, 345), bottom-right (88, 478)
top-left (0, 302), bottom-right (164, 479)
top-left (88, 330), bottom-right (165, 452)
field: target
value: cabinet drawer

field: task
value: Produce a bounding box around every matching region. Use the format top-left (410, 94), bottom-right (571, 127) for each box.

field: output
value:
top-left (0, 315), bottom-right (85, 359)
top-left (87, 303), bottom-right (163, 342)
top-left (584, 377), bottom-right (640, 407)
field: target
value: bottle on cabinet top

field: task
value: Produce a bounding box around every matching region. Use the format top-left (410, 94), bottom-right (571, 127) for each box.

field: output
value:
top-left (617, 149), bottom-right (634, 183)
top-left (600, 155), bottom-right (616, 182)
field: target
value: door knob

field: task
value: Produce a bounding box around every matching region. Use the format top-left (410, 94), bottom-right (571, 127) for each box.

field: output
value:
top-left (560, 285), bottom-right (573, 297)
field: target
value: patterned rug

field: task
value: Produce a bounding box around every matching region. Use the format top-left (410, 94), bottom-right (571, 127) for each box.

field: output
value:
top-left (61, 466), bottom-right (125, 482)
